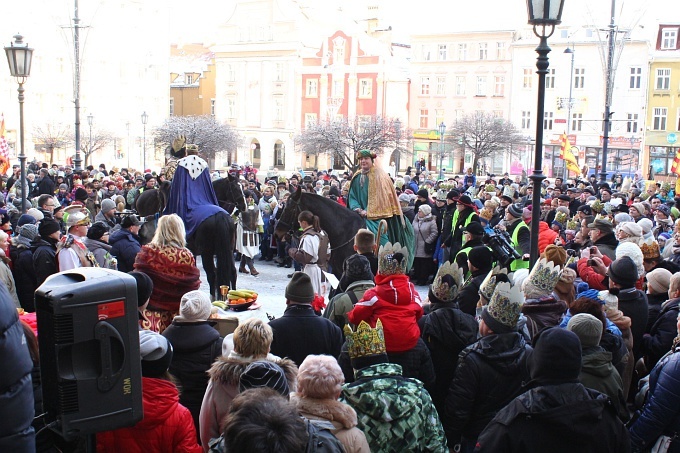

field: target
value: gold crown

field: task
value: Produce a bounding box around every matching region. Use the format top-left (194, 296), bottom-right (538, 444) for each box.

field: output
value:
top-left (502, 185), bottom-right (515, 198)
top-left (485, 184), bottom-right (496, 193)
top-left (378, 242), bottom-right (408, 276)
top-left (554, 211), bottom-right (568, 225)
top-left (486, 280), bottom-right (525, 329)
top-left (566, 217), bottom-right (578, 230)
top-left (640, 237), bottom-right (660, 260)
top-left (479, 207), bottom-right (494, 221)
top-left (479, 266), bottom-right (508, 301)
top-left (522, 257), bottom-right (562, 299)
top-left (430, 261), bottom-right (464, 303)
top-left (394, 177), bottom-right (405, 189)
top-left (590, 200), bottom-right (604, 213)
top-left (662, 182), bottom-right (671, 193)
top-left (344, 319), bottom-right (386, 359)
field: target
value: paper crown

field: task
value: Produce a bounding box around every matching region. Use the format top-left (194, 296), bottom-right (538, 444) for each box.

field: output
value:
top-left (554, 211), bottom-right (568, 225)
top-left (430, 261), bottom-right (464, 303)
top-left (522, 257), bottom-right (562, 299)
top-left (378, 242), bottom-right (409, 276)
top-left (479, 266), bottom-right (509, 301)
top-left (485, 280), bottom-right (525, 331)
top-left (502, 185), bottom-right (515, 198)
top-left (640, 237), bottom-right (660, 260)
top-left (485, 184), bottom-right (496, 193)
top-left (479, 207), bottom-right (494, 221)
top-left (436, 189), bottom-right (448, 201)
top-left (356, 149), bottom-right (376, 159)
top-left (278, 176), bottom-right (287, 183)
top-left (566, 217), bottom-right (578, 230)
top-left (394, 177), bottom-right (405, 189)
top-left (661, 182), bottom-right (671, 193)
top-left (344, 319), bottom-right (386, 359)
top-left (590, 199), bottom-right (604, 213)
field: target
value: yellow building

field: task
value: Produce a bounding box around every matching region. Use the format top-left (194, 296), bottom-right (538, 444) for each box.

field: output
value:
top-left (644, 24), bottom-right (680, 183)
top-left (170, 44), bottom-right (216, 117)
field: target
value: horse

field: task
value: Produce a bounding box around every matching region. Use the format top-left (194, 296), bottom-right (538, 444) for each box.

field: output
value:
top-left (275, 189), bottom-right (364, 280)
top-left (135, 177), bottom-right (246, 299)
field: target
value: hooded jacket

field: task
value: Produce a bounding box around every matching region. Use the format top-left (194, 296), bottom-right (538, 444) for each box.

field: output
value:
top-left (109, 228), bottom-right (141, 273)
top-left (348, 273), bottom-right (423, 352)
top-left (642, 298), bottom-right (680, 370)
top-left (521, 297), bottom-right (568, 340)
top-left (96, 377), bottom-right (201, 453)
top-left (537, 221), bottom-right (558, 254)
top-left (578, 347), bottom-right (627, 421)
top-left (341, 363), bottom-right (447, 453)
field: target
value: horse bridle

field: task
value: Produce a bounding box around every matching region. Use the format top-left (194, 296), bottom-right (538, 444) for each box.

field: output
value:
top-left (218, 179), bottom-right (246, 215)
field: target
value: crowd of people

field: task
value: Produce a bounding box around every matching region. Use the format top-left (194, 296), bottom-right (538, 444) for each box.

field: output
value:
top-left (5, 153), bottom-right (680, 452)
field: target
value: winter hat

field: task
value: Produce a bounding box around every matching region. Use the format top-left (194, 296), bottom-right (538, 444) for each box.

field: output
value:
top-left (638, 218), bottom-right (653, 236)
top-left (508, 203), bottom-right (523, 218)
top-left (482, 280), bottom-right (524, 334)
top-left (541, 244), bottom-right (567, 267)
top-left (646, 268), bottom-right (673, 295)
top-left (656, 205), bottom-right (671, 218)
top-left (618, 222), bottom-right (642, 238)
top-left (457, 195), bottom-right (476, 209)
top-left (608, 256), bottom-right (638, 288)
top-left (468, 246), bottom-right (493, 272)
top-left (18, 224), bottom-right (38, 241)
top-left (86, 221), bottom-right (110, 240)
top-left (101, 198), bottom-right (116, 213)
top-left (614, 213), bottom-right (633, 224)
top-left (59, 183), bottom-right (68, 191)
top-left (567, 313), bottom-right (603, 348)
top-left (559, 267), bottom-right (576, 285)
top-left (139, 330), bottom-right (173, 378)
top-left (74, 187), bottom-right (88, 202)
top-left (600, 290), bottom-right (619, 317)
top-left (175, 290), bottom-right (212, 323)
top-left (418, 204), bottom-right (432, 216)
top-left (615, 242), bottom-right (645, 278)
top-left (630, 203), bottom-right (646, 217)
top-left (463, 221), bottom-right (485, 237)
top-left (128, 271), bottom-right (154, 308)
top-left (342, 254), bottom-right (374, 282)
top-left (416, 189), bottom-right (429, 199)
top-left (38, 219), bottom-right (61, 238)
top-left (121, 215), bottom-right (144, 228)
top-left (398, 193), bottom-right (411, 204)
top-left (17, 214), bottom-right (36, 227)
top-left (285, 272), bottom-right (315, 303)
top-left (26, 208), bottom-right (44, 222)
top-left (529, 327), bottom-right (581, 384)
top-left (659, 232), bottom-right (672, 242)
top-left (239, 360), bottom-right (290, 397)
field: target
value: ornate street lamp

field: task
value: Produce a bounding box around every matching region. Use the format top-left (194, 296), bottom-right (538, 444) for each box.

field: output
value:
top-left (4, 34), bottom-right (34, 214)
top-left (438, 122), bottom-right (446, 180)
top-left (141, 111), bottom-right (148, 171)
top-left (526, 0), bottom-right (566, 267)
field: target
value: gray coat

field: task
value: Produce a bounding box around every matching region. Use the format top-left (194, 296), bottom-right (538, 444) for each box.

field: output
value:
top-left (413, 214), bottom-right (438, 258)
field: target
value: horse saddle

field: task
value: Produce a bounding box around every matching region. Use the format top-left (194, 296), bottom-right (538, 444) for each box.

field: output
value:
top-left (241, 208), bottom-right (259, 231)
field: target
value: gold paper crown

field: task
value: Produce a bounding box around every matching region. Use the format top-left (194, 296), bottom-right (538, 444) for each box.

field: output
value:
top-left (436, 189), bottom-right (448, 201)
top-left (590, 199), bottom-right (604, 213)
top-left (344, 319), bottom-right (386, 359)
top-left (430, 261), bottom-right (464, 303)
top-left (479, 266), bottom-right (508, 301)
top-left (378, 242), bottom-right (409, 276)
top-left (486, 280), bottom-right (525, 328)
top-left (479, 207), bottom-right (494, 221)
top-left (566, 217), bottom-right (578, 230)
top-left (485, 184), bottom-right (496, 193)
top-left (502, 185), bottom-right (515, 198)
top-left (522, 257), bottom-right (562, 299)
top-left (662, 182), bottom-right (671, 193)
top-left (640, 237), bottom-right (660, 260)
top-left (554, 211), bottom-right (568, 225)
top-left (394, 177), bottom-right (405, 189)
top-left (278, 176), bottom-right (287, 183)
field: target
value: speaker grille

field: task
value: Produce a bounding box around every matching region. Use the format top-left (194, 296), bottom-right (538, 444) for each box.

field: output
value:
top-left (53, 314), bottom-right (74, 344)
top-left (59, 381), bottom-right (79, 414)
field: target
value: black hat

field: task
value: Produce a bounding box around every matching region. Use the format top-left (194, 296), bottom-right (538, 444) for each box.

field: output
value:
top-left (529, 327), bottom-right (581, 384)
top-left (463, 221), bottom-right (485, 236)
top-left (38, 219), bottom-right (61, 238)
top-left (468, 246), bottom-right (493, 271)
top-left (508, 203), bottom-right (523, 218)
top-left (608, 256), bottom-right (638, 288)
top-left (557, 194), bottom-right (571, 202)
top-left (458, 195), bottom-right (475, 208)
top-left (139, 330), bottom-right (173, 378)
top-left (17, 214), bottom-right (36, 227)
top-left (342, 254), bottom-right (374, 282)
top-left (121, 214), bottom-right (144, 228)
top-left (239, 360), bottom-right (290, 397)
top-left (612, 203), bottom-right (629, 214)
top-left (74, 187), bottom-right (88, 202)
top-left (417, 189), bottom-right (430, 199)
top-left (500, 195), bottom-right (513, 203)
top-left (86, 221), bottom-right (110, 240)
top-left (128, 271), bottom-right (154, 308)
top-left (446, 190), bottom-right (459, 201)
top-left (577, 205), bottom-right (592, 215)
top-left (285, 272), bottom-right (315, 303)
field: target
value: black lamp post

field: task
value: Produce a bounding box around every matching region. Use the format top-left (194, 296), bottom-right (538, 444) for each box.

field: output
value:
top-left (4, 34), bottom-right (34, 214)
top-left (141, 111), bottom-right (148, 170)
top-left (87, 113), bottom-right (93, 167)
top-left (438, 122), bottom-right (446, 180)
top-left (526, 0), bottom-right (566, 267)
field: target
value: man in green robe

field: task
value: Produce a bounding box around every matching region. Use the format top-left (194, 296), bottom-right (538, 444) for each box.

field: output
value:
top-left (348, 149), bottom-right (415, 270)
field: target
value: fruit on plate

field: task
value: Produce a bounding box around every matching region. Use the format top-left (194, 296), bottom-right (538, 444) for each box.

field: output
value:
top-left (227, 289), bottom-right (258, 302)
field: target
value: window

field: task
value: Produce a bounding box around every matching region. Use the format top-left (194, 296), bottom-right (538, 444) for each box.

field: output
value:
top-left (359, 79), bottom-right (372, 98)
top-left (560, 29), bottom-right (568, 38)
top-left (585, 28), bottom-right (594, 38)
top-left (630, 67), bottom-right (641, 89)
top-left (226, 64), bottom-right (236, 82)
top-left (306, 79), bottom-right (318, 97)
top-left (476, 76), bottom-right (487, 96)
top-left (544, 111), bottom-right (554, 130)
top-left (656, 68), bottom-right (671, 90)
top-left (662, 28), bottom-right (678, 49)
top-left (185, 73), bottom-right (195, 84)
top-left (493, 110), bottom-right (503, 118)
top-left (226, 97), bottom-right (236, 119)
top-left (523, 68), bottom-right (533, 89)
top-left (274, 62), bottom-right (285, 82)
top-left (455, 109), bottom-right (464, 120)
top-left (421, 44), bottom-right (433, 61)
top-left (478, 43), bottom-right (488, 60)
top-left (496, 42), bottom-right (506, 60)
top-left (210, 99), bottom-right (215, 117)
top-left (435, 109), bottom-right (445, 127)
top-left (438, 44), bottom-right (447, 61)
top-left (653, 107), bottom-right (668, 130)
top-left (627, 113), bottom-right (639, 133)
top-left (331, 79), bottom-right (343, 98)
top-left (419, 109), bottom-right (429, 128)
top-left (650, 146), bottom-right (677, 175)
top-left (455, 76), bottom-right (466, 96)
top-left (574, 68), bottom-right (585, 88)
top-left (436, 76), bottom-right (446, 95)
top-left (273, 96), bottom-right (284, 121)
top-left (457, 43), bottom-right (467, 60)
top-left (521, 111), bottom-right (531, 129)
top-left (546, 68), bottom-right (555, 89)
top-left (169, 98), bottom-right (174, 116)
top-left (494, 76), bottom-right (505, 96)
top-left (304, 113), bottom-right (317, 129)
top-left (274, 142), bottom-right (285, 167)
top-left (421, 76), bottom-right (430, 95)
top-left (333, 36), bottom-right (346, 65)
top-left (571, 113), bottom-right (582, 132)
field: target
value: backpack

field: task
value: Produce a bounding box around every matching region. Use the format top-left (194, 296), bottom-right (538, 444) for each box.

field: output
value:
top-left (304, 229), bottom-right (331, 271)
top-left (305, 419), bottom-right (345, 453)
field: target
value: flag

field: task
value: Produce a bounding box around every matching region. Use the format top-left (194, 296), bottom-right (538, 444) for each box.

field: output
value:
top-left (559, 132), bottom-right (580, 175)
top-left (0, 115), bottom-right (10, 176)
top-left (671, 148), bottom-right (680, 176)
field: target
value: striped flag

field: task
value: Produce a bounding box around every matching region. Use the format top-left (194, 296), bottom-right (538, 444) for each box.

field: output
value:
top-left (671, 148), bottom-right (680, 176)
top-left (0, 115), bottom-right (10, 176)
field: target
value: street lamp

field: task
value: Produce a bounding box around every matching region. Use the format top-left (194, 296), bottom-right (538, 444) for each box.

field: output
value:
top-left (87, 113), bottom-right (93, 167)
top-left (4, 33), bottom-right (34, 214)
top-left (141, 111), bottom-right (148, 171)
top-left (438, 122), bottom-right (446, 180)
top-left (526, 0), bottom-right (566, 267)
top-left (564, 45), bottom-right (575, 179)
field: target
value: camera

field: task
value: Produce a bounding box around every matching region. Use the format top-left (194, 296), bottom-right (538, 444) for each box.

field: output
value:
top-left (587, 259), bottom-right (595, 266)
top-left (483, 226), bottom-right (521, 268)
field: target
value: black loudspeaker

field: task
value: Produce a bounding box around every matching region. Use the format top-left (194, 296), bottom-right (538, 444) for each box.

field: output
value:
top-left (35, 268), bottom-right (143, 440)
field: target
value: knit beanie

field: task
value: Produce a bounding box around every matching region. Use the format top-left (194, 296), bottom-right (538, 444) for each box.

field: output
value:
top-left (101, 198), bottom-right (116, 213)
top-left (567, 313), bottom-right (603, 348)
top-left (529, 327), bottom-right (582, 384)
top-left (18, 224), bottom-right (39, 242)
top-left (508, 203), bottom-right (523, 218)
top-left (541, 244), bottom-right (567, 267)
top-left (417, 189), bottom-right (429, 199)
top-left (608, 256), bottom-right (638, 288)
top-left (638, 218), bottom-right (653, 236)
top-left (17, 214), bottom-right (36, 227)
top-left (38, 219), bottom-right (61, 238)
top-left (139, 330), bottom-right (173, 378)
top-left (239, 360), bottom-right (290, 397)
top-left (468, 246), bottom-right (493, 272)
top-left (599, 290), bottom-right (619, 317)
top-left (174, 290), bottom-right (212, 322)
top-left (343, 254), bottom-right (374, 282)
top-left (631, 203), bottom-right (646, 217)
top-left (75, 187), bottom-right (88, 202)
top-left (285, 272), bottom-right (315, 303)
top-left (646, 268), bottom-right (673, 295)
top-left (419, 204), bottom-right (432, 216)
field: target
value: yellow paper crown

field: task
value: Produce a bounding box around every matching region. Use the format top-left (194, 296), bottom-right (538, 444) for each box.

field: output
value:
top-left (344, 319), bottom-right (386, 359)
top-left (640, 237), bottom-right (660, 260)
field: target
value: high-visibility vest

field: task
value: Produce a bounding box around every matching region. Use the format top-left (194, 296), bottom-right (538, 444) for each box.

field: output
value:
top-left (455, 245), bottom-right (493, 279)
top-left (510, 221), bottom-right (530, 270)
top-left (452, 210), bottom-right (477, 247)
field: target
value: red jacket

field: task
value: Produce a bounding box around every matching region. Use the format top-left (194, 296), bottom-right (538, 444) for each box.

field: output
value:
top-left (538, 221), bottom-right (558, 254)
top-left (97, 377), bottom-right (201, 453)
top-left (348, 273), bottom-right (423, 353)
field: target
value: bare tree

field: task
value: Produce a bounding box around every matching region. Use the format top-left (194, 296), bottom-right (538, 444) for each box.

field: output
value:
top-left (450, 112), bottom-right (523, 174)
top-left (33, 123), bottom-right (71, 164)
top-left (295, 116), bottom-right (405, 172)
top-left (79, 129), bottom-right (116, 167)
top-left (153, 115), bottom-right (241, 166)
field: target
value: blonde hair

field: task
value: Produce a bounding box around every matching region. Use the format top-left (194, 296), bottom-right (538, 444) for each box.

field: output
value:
top-left (233, 318), bottom-right (273, 358)
top-left (670, 273), bottom-right (680, 296)
top-left (151, 214), bottom-right (186, 248)
top-left (297, 355), bottom-right (344, 399)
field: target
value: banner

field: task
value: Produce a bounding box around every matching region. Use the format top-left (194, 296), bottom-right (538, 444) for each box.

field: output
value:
top-left (559, 132), bottom-right (580, 175)
top-left (0, 115), bottom-right (10, 176)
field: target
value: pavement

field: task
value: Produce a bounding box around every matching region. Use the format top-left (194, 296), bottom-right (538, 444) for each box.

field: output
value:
top-left (197, 256), bottom-right (431, 320)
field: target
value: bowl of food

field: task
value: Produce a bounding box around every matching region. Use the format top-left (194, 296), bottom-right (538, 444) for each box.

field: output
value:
top-left (227, 300), bottom-right (256, 311)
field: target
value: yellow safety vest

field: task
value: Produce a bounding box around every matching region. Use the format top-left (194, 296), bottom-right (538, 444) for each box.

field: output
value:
top-left (510, 221), bottom-right (530, 271)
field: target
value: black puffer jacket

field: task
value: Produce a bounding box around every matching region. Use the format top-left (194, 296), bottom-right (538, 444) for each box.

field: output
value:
top-left (10, 243), bottom-right (37, 312)
top-left (642, 298), bottom-right (680, 370)
top-left (454, 270), bottom-right (489, 317)
top-left (617, 288), bottom-right (649, 361)
top-left (32, 237), bottom-right (58, 287)
top-left (445, 332), bottom-right (531, 446)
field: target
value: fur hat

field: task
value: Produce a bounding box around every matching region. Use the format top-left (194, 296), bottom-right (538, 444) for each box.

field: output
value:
top-left (378, 242), bottom-right (408, 276)
top-left (482, 280), bottom-right (524, 334)
top-left (541, 244), bottom-right (567, 267)
top-left (428, 261), bottom-right (464, 304)
top-left (646, 268), bottom-right (673, 295)
top-left (567, 313), bottom-right (603, 348)
top-left (608, 256), bottom-right (638, 288)
top-left (175, 290), bottom-right (212, 322)
top-left (529, 327), bottom-right (582, 383)
top-left (285, 272), bottom-right (315, 303)
top-left (86, 221), bottom-right (110, 240)
top-left (139, 330), bottom-right (173, 378)
top-left (522, 258), bottom-right (562, 300)
top-left (239, 361), bottom-right (290, 397)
